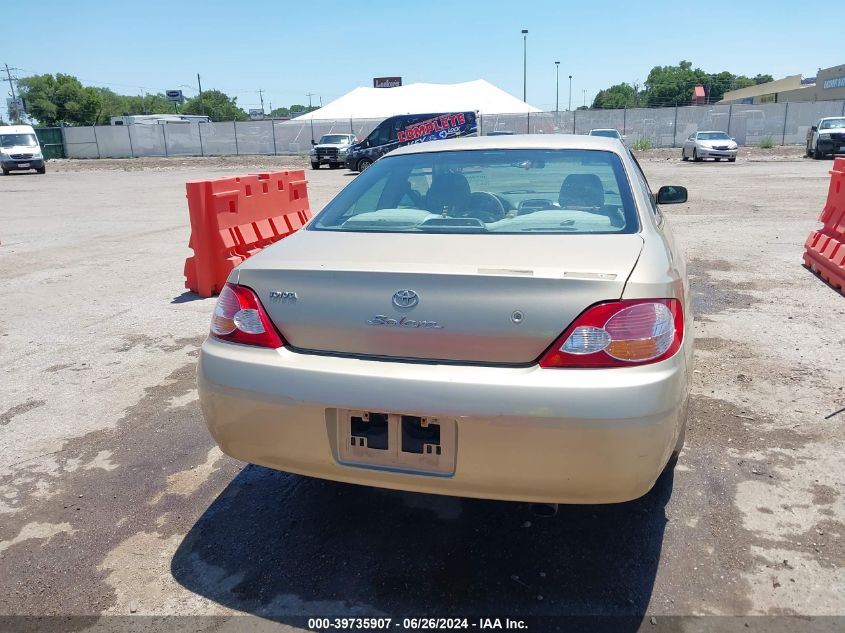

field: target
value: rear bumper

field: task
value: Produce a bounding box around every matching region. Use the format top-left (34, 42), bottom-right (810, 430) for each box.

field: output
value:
top-left (197, 338), bottom-right (690, 504)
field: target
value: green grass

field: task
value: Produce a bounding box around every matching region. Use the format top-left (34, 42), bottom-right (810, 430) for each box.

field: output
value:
top-left (632, 137), bottom-right (654, 151)
top-left (758, 135), bottom-right (776, 149)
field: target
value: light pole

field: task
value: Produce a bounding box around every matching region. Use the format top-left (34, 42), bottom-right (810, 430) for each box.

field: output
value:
top-left (521, 29), bottom-right (528, 102)
top-left (568, 75), bottom-right (572, 111)
top-left (555, 61), bottom-right (560, 113)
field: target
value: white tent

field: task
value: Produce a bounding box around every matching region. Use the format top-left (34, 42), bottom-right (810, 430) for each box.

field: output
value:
top-left (295, 80), bottom-right (540, 120)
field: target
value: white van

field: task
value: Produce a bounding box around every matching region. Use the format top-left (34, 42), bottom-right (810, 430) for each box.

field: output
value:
top-left (0, 125), bottom-right (46, 175)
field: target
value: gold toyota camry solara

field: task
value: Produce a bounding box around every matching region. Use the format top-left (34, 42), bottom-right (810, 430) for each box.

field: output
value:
top-left (198, 135), bottom-right (693, 504)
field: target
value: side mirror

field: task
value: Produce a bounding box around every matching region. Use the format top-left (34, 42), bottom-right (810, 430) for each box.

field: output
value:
top-left (731, 138), bottom-right (736, 142)
top-left (311, 139), bottom-right (316, 145)
top-left (657, 185), bottom-right (688, 205)
top-left (811, 125), bottom-right (818, 132)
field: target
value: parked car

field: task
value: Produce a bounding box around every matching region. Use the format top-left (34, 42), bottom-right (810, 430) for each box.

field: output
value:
top-left (345, 111), bottom-right (477, 172)
top-left (681, 131), bottom-right (738, 162)
top-left (310, 134), bottom-right (357, 170)
top-left (198, 135), bottom-right (693, 505)
top-left (588, 128), bottom-right (624, 141)
top-left (0, 124), bottom-right (46, 175)
top-left (806, 117), bottom-right (845, 159)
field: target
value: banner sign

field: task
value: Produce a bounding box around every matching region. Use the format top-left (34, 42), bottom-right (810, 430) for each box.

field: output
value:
top-left (373, 76), bottom-right (402, 89)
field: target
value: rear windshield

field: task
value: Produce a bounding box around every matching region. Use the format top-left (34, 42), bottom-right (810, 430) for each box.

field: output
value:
top-left (0, 133), bottom-right (38, 148)
top-left (589, 129), bottom-right (620, 138)
top-left (310, 149), bottom-right (639, 235)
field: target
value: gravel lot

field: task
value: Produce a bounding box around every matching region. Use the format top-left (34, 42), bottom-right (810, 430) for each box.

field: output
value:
top-left (0, 149), bottom-right (842, 629)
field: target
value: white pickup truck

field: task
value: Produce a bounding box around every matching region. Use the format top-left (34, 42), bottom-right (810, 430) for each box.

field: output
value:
top-left (310, 133), bottom-right (357, 169)
top-left (806, 116), bottom-right (845, 159)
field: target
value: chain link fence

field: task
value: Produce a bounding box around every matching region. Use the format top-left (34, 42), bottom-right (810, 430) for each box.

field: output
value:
top-left (60, 100), bottom-right (845, 159)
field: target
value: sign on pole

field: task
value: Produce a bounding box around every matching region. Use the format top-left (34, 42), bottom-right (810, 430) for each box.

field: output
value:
top-left (249, 109), bottom-right (265, 121)
top-left (165, 90), bottom-right (184, 103)
top-left (6, 97), bottom-right (24, 114)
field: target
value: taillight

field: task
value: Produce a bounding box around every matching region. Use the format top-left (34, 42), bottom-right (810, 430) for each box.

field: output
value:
top-left (210, 283), bottom-right (284, 348)
top-left (539, 299), bottom-right (683, 368)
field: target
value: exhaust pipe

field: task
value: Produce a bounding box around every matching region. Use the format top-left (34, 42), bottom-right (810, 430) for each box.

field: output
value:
top-left (530, 503), bottom-right (559, 517)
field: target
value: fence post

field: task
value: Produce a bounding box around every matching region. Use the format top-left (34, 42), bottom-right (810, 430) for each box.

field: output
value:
top-left (672, 106), bottom-right (678, 148)
top-left (91, 125), bottom-right (102, 159)
top-left (271, 120), bottom-right (277, 156)
top-left (479, 113), bottom-right (483, 136)
top-left (126, 125), bottom-right (134, 158)
top-left (233, 121), bottom-right (239, 156)
top-left (623, 107), bottom-right (627, 136)
top-left (526, 111), bottom-right (530, 134)
top-left (841, 99), bottom-right (845, 117)
top-left (162, 124), bottom-right (168, 158)
top-left (727, 104), bottom-right (733, 138)
top-left (60, 124), bottom-right (68, 159)
top-left (781, 102), bottom-right (789, 146)
top-left (349, 118), bottom-right (354, 135)
top-left (572, 109), bottom-right (576, 134)
top-left (198, 122), bottom-right (205, 157)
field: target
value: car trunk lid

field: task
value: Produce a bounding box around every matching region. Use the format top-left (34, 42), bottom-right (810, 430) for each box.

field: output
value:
top-left (237, 230), bottom-right (644, 364)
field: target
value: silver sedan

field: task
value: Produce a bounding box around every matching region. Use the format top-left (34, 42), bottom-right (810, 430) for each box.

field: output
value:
top-left (682, 131), bottom-right (738, 162)
top-left (198, 135), bottom-right (693, 504)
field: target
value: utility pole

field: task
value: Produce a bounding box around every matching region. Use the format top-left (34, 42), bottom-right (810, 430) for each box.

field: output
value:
top-left (583, 89), bottom-right (587, 108)
top-left (306, 92), bottom-right (314, 110)
top-left (521, 30), bottom-right (528, 102)
top-left (4, 63), bottom-right (22, 123)
top-left (568, 75), bottom-right (572, 111)
top-left (555, 61), bottom-right (560, 113)
top-left (258, 88), bottom-right (264, 113)
top-left (197, 73), bottom-right (204, 115)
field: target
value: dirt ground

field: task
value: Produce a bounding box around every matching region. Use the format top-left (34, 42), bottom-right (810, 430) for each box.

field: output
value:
top-left (0, 151), bottom-right (842, 630)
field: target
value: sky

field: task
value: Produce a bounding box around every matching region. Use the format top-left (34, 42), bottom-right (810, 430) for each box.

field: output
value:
top-left (2, 0), bottom-right (837, 114)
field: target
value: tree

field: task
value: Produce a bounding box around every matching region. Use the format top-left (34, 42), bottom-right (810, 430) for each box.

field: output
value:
top-left (17, 73), bottom-right (101, 126)
top-left (268, 106), bottom-right (290, 118)
top-left (91, 88), bottom-right (174, 123)
top-left (182, 90), bottom-right (247, 121)
top-left (644, 61), bottom-right (706, 106)
top-left (639, 62), bottom-right (775, 106)
top-left (592, 83), bottom-right (643, 109)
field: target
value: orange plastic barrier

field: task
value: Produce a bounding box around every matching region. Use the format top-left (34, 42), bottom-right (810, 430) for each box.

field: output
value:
top-left (803, 157), bottom-right (845, 294)
top-left (183, 170), bottom-right (311, 297)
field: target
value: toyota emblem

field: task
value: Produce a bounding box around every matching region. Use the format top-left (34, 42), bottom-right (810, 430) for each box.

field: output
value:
top-left (392, 289), bottom-right (419, 308)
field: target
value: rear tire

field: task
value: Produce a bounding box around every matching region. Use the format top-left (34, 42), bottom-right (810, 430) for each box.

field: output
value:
top-left (357, 158), bottom-right (372, 172)
top-left (681, 150), bottom-right (688, 161)
top-left (2, 168), bottom-right (9, 176)
top-left (728, 157), bottom-right (736, 163)
top-left (310, 162), bottom-right (320, 170)
top-left (714, 157), bottom-right (721, 161)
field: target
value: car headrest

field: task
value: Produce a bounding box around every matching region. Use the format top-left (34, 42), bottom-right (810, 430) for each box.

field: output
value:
top-left (559, 173), bottom-right (605, 209)
top-left (426, 172), bottom-right (471, 213)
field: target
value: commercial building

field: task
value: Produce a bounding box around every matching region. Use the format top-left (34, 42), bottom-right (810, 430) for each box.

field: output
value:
top-left (720, 64), bottom-right (845, 104)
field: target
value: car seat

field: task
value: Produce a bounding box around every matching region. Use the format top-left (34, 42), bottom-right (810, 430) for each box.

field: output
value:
top-left (559, 174), bottom-right (605, 209)
top-left (425, 172), bottom-right (471, 215)
top-left (558, 173), bottom-right (625, 228)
